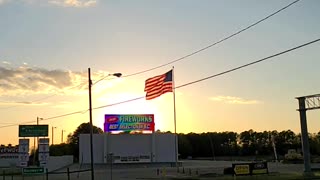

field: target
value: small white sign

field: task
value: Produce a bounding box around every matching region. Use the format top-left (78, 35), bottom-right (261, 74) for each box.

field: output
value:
top-left (39, 138), bottom-right (49, 145)
top-left (39, 161), bottom-right (47, 167)
top-left (19, 145), bottom-right (29, 153)
top-left (18, 139), bottom-right (30, 166)
top-left (38, 138), bottom-right (50, 162)
top-left (19, 154), bottom-right (29, 162)
top-left (38, 144), bottom-right (49, 153)
top-left (38, 152), bottom-right (49, 162)
top-left (19, 161), bottom-right (28, 167)
top-left (19, 139), bottom-right (29, 145)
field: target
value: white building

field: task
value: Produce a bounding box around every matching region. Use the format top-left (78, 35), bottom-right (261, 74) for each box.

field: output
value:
top-left (79, 133), bottom-right (177, 164)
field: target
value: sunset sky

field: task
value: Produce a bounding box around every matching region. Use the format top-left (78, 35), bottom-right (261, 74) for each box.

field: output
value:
top-left (0, 0), bottom-right (320, 146)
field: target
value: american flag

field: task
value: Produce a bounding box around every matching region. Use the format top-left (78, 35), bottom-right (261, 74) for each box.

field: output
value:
top-left (144, 70), bottom-right (173, 100)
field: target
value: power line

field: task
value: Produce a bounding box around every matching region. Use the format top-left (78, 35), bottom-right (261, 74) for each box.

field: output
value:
top-left (0, 0), bottom-right (306, 128)
top-left (177, 38), bottom-right (320, 89)
top-left (92, 96), bottom-right (145, 110)
top-left (50, 38), bottom-right (320, 118)
top-left (41, 109), bottom-right (88, 121)
top-left (92, 37), bottom-right (320, 110)
top-left (0, 0), bottom-right (300, 112)
top-left (0, 120), bottom-right (35, 129)
top-left (0, 94), bottom-right (58, 110)
top-left (120, 0), bottom-right (301, 78)
top-left (1, 37), bottom-right (317, 129)
top-left (0, 110), bottom-right (88, 129)
top-left (95, 38), bottom-right (320, 110)
top-left (0, 81), bottom-right (87, 110)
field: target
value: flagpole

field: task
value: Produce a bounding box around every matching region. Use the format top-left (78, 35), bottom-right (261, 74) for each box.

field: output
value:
top-left (172, 66), bottom-right (178, 167)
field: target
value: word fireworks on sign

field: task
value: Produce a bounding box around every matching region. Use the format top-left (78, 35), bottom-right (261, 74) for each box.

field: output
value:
top-left (104, 114), bottom-right (155, 132)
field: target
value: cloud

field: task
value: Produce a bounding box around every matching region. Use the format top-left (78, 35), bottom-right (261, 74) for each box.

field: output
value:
top-left (48, 0), bottom-right (97, 7)
top-left (0, 0), bottom-right (97, 7)
top-left (0, 0), bottom-right (11, 5)
top-left (210, 96), bottom-right (261, 105)
top-left (0, 0), bottom-right (9, 3)
top-left (0, 65), bottom-right (119, 98)
top-left (0, 65), bottom-right (89, 96)
top-left (2, 61), bottom-right (10, 65)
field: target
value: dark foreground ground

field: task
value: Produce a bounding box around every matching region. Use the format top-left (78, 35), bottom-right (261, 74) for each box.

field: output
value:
top-left (2, 160), bottom-right (320, 179)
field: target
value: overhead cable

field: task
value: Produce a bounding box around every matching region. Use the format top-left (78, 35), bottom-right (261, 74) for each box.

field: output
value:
top-left (0, 37), bottom-right (316, 128)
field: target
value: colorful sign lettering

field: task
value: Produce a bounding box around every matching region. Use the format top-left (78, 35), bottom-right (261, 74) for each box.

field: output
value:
top-left (104, 114), bottom-right (155, 132)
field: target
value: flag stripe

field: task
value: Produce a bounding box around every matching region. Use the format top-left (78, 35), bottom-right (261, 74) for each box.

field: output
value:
top-left (147, 84), bottom-right (172, 96)
top-left (145, 74), bottom-right (164, 84)
top-left (146, 87), bottom-right (172, 100)
top-left (146, 84), bottom-right (172, 97)
top-left (144, 70), bottom-right (173, 100)
top-left (144, 76), bottom-right (166, 92)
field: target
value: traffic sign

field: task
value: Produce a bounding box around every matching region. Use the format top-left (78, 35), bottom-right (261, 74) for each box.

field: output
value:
top-left (19, 125), bottom-right (48, 137)
top-left (22, 167), bottom-right (45, 175)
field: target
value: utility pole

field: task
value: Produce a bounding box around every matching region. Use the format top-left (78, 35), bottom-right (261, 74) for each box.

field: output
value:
top-left (52, 126), bottom-right (57, 145)
top-left (61, 130), bottom-right (65, 143)
top-left (33, 117), bottom-right (42, 165)
top-left (88, 68), bottom-right (94, 180)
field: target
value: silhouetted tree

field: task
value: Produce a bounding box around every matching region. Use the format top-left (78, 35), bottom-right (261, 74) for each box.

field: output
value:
top-left (178, 134), bottom-right (193, 158)
top-left (50, 143), bottom-right (73, 156)
top-left (66, 122), bottom-right (103, 161)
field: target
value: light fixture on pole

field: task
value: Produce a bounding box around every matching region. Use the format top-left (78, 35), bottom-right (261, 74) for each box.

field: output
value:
top-left (88, 68), bottom-right (122, 180)
top-left (51, 126), bottom-right (57, 145)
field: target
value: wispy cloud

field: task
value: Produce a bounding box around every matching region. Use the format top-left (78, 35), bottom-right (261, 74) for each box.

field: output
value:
top-left (210, 96), bottom-right (261, 105)
top-left (0, 100), bottom-right (48, 106)
top-left (0, 0), bottom-right (97, 7)
top-left (48, 0), bottom-right (97, 7)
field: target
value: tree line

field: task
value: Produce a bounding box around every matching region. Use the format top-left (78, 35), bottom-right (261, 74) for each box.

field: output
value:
top-left (178, 129), bottom-right (320, 160)
top-left (48, 123), bottom-right (320, 161)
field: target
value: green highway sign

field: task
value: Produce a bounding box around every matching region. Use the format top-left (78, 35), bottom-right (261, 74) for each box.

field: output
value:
top-left (22, 167), bottom-right (45, 175)
top-left (19, 125), bottom-right (48, 137)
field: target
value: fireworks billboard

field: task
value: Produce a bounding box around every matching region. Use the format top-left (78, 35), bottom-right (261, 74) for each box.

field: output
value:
top-left (104, 114), bottom-right (155, 132)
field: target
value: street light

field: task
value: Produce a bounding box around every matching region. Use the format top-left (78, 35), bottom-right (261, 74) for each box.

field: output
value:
top-left (51, 126), bottom-right (57, 145)
top-left (61, 130), bottom-right (66, 143)
top-left (88, 68), bottom-right (122, 180)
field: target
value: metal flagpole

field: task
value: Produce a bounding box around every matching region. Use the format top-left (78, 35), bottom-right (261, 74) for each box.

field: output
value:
top-left (172, 66), bottom-right (178, 167)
